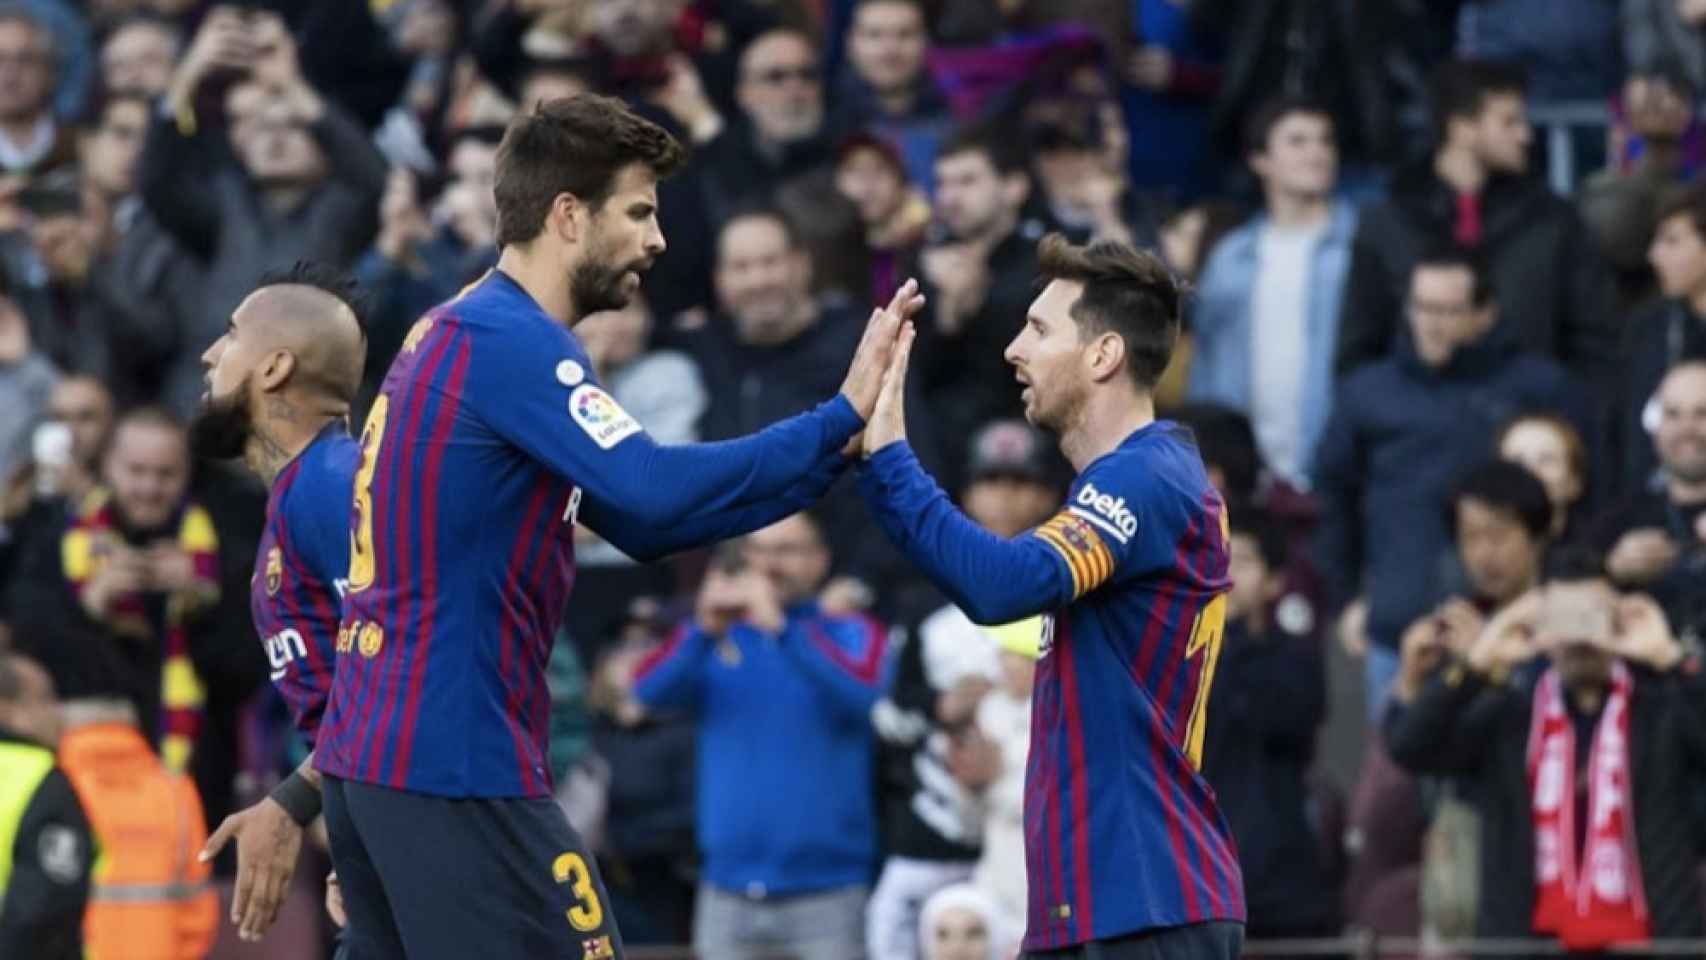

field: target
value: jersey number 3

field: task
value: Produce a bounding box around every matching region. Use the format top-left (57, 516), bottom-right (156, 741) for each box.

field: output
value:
top-left (552, 852), bottom-right (605, 932)
top-left (348, 395), bottom-right (389, 593)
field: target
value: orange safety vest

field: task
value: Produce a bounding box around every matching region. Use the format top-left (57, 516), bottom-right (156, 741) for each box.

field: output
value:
top-left (57, 723), bottom-right (217, 960)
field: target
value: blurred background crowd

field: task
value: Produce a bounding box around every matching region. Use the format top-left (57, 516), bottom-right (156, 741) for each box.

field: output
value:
top-left (1, 0), bottom-right (1706, 958)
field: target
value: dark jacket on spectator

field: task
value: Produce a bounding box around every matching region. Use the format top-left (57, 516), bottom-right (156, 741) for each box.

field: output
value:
top-left (1613, 300), bottom-right (1706, 498)
top-left (137, 102), bottom-right (387, 415)
top-left (594, 716), bottom-right (696, 861)
top-left (83, 202), bottom-right (207, 412)
top-left (1336, 164), bottom-right (1621, 390)
top-left (1456, 0), bottom-right (1622, 101)
top-left (1200, 618), bottom-right (1334, 936)
top-left (1385, 661), bottom-right (1706, 953)
top-left (0, 234), bottom-right (108, 384)
top-left (1195, 0), bottom-right (1396, 166)
top-left (694, 117), bottom-right (833, 227)
top-left (1313, 333), bottom-right (1586, 651)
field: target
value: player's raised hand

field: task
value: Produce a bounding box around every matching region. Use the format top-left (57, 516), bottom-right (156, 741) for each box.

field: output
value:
top-left (840, 278), bottom-right (924, 422)
top-left (863, 321), bottom-right (916, 457)
top-left (200, 796), bottom-right (304, 941)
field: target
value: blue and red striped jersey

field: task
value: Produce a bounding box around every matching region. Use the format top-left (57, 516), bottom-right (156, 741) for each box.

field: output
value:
top-left (250, 424), bottom-right (357, 747)
top-left (314, 270), bottom-right (862, 798)
top-left (858, 421), bottom-right (1244, 949)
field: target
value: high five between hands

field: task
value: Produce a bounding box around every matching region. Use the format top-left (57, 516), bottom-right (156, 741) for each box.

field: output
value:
top-left (839, 279), bottom-right (925, 457)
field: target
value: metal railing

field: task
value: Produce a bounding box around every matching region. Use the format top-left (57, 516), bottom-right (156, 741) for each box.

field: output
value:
top-left (621, 938), bottom-right (1706, 959)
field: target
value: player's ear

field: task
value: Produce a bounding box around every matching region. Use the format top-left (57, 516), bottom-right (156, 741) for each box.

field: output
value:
top-left (1087, 330), bottom-right (1126, 383)
top-left (550, 191), bottom-right (582, 244)
top-left (257, 349), bottom-right (297, 393)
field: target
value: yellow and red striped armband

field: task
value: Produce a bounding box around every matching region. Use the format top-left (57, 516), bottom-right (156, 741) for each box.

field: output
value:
top-left (1032, 511), bottom-right (1116, 600)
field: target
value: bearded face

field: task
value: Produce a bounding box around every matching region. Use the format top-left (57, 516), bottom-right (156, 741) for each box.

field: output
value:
top-left (188, 373), bottom-right (255, 462)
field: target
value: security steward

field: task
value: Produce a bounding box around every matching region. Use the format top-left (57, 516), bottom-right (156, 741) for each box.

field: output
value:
top-left (0, 652), bottom-right (93, 960)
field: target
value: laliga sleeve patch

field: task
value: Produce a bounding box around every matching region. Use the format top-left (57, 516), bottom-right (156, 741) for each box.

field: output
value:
top-left (569, 385), bottom-right (642, 449)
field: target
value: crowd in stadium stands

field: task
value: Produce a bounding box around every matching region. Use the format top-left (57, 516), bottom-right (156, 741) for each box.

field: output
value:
top-left (3, 1), bottom-right (1706, 958)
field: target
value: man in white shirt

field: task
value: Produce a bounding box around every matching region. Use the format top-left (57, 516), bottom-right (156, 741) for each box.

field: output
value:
top-left (1189, 96), bottom-right (1357, 489)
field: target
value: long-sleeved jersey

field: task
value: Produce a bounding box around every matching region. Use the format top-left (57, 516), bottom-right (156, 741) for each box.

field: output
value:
top-left (250, 423), bottom-right (357, 746)
top-left (315, 269), bottom-right (859, 797)
top-left (857, 421), bottom-right (1245, 949)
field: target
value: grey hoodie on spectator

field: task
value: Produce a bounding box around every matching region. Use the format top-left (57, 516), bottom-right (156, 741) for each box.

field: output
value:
top-left (137, 100), bottom-right (386, 415)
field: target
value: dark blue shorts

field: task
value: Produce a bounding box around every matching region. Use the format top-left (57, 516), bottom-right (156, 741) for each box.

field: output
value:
top-left (323, 775), bottom-right (623, 960)
top-left (1022, 921), bottom-right (1244, 960)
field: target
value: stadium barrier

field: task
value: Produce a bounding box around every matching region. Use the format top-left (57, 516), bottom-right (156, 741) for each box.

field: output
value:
top-left (620, 938), bottom-right (1706, 959)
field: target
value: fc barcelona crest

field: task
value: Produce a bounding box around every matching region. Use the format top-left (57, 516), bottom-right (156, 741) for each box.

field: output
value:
top-left (265, 547), bottom-right (283, 596)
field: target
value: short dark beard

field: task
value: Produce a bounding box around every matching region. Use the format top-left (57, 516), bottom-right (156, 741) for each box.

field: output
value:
top-left (570, 256), bottom-right (633, 318)
top-left (188, 385), bottom-right (253, 462)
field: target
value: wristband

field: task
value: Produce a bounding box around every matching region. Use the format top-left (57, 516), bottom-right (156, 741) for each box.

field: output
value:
top-left (269, 770), bottom-right (322, 827)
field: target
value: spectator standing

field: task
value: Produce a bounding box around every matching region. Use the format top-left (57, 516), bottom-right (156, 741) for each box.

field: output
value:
top-left (869, 421), bottom-right (1060, 960)
top-left (1498, 412), bottom-right (1593, 546)
top-left (1118, 0), bottom-right (1224, 201)
top-left (1591, 361), bottom-right (1706, 648)
top-left (696, 27), bottom-right (831, 225)
top-left (834, 131), bottom-right (930, 308)
top-left (1189, 97), bottom-right (1356, 489)
top-left (0, 652), bottom-right (91, 960)
top-left (1315, 249), bottom-right (1588, 714)
top-left (1337, 61), bottom-right (1620, 389)
top-left (967, 617), bottom-right (1036, 929)
top-left (1201, 507), bottom-right (1333, 943)
top-left (56, 696), bottom-right (216, 960)
top-left (1618, 186), bottom-right (1706, 494)
top-left (75, 88), bottom-right (202, 410)
top-left (144, 7), bottom-right (386, 415)
top-left (0, 4), bottom-right (77, 179)
top-left (633, 520), bottom-right (886, 960)
top-left (916, 125), bottom-right (1049, 488)
top-left (0, 270), bottom-right (55, 482)
top-left (833, 0), bottom-right (954, 192)
top-left (1386, 551), bottom-right (1706, 955)
top-left (353, 127), bottom-right (503, 415)
top-left (98, 13), bottom-right (179, 97)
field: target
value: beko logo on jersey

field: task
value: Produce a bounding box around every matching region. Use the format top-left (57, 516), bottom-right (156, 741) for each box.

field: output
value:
top-left (1072, 483), bottom-right (1137, 542)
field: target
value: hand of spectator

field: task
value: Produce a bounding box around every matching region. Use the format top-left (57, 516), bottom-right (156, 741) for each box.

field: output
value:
top-left (739, 568), bottom-right (785, 635)
top-left (919, 245), bottom-right (988, 336)
top-left (818, 575), bottom-right (874, 615)
top-left (937, 675), bottom-right (994, 727)
top-left (84, 546), bottom-right (151, 618)
top-left (694, 568), bottom-right (748, 638)
top-left (1434, 598), bottom-right (1486, 657)
top-left (378, 168), bottom-right (432, 264)
top-left (862, 318), bottom-right (916, 458)
top-left (839, 277), bottom-right (922, 426)
top-left (650, 54), bottom-right (722, 145)
top-left (1607, 593), bottom-right (1684, 672)
top-left (1126, 45), bottom-right (1174, 92)
top-left (200, 796), bottom-right (304, 941)
top-left (1467, 590), bottom-right (1541, 679)
top-left (325, 872), bottom-right (346, 929)
top-left (170, 6), bottom-right (251, 110)
top-left (1606, 528), bottom-right (1679, 585)
top-left (144, 542), bottom-right (202, 594)
top-left (248, 11), bottom-right (302, 90)
top-left (1394, 615), bottom-right (1447, 703)
top-left (947, 728), bottom-right (1001, 790)
top-left (1336, 596), bottom-right (1369, 658)
top-left (1682, 0), bottom-right (1706, 26)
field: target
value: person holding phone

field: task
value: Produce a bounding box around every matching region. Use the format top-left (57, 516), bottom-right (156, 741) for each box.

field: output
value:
top-left (1386, 546), bottom-right (1706, 954)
